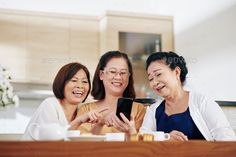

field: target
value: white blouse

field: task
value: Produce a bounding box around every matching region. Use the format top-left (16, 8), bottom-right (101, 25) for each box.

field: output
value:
top-left (22, 97), bottom-right (68, 140)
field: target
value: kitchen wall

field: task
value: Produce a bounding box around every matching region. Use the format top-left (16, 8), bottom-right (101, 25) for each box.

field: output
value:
top-left (176, 4), bottom-right (236, 101)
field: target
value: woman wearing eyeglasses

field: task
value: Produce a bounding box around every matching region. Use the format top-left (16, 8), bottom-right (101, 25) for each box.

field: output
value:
top-left (76, 51), bottom-right (146, 135)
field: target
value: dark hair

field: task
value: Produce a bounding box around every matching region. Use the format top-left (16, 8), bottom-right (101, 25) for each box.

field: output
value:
top-left (146, 51), bottom-right (188, 83)
top-left (53, 62), bottom-right (91, 102)
top-left (91, 51), bottom-right (135, 100)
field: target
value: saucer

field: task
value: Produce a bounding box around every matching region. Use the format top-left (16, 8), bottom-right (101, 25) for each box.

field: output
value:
top-left (66, 130), bottom-right (81, 138)
top-left (105, 133), bottom-right (125, 141)
top-left (67, 135), bottom-right (106, 141)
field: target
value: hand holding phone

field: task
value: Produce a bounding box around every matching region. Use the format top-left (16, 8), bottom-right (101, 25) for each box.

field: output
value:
top-left (116, 97), bottom-right (133, 121)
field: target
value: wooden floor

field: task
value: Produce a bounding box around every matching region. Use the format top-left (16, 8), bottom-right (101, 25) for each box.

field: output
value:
top-left (0, 141), bottom-right (236, 157)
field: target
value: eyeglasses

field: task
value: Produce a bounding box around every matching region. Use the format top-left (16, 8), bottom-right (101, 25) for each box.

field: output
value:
top-left (102, 68), bottom-right (130, 78)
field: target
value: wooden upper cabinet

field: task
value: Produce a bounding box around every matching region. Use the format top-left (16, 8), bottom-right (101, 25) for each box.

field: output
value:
top-left (0, 13), bottom-right (28, 82)
top-left (69, 19), bottom-right (99, 75)
top-left (0, 10), bottom-right (99, 84)
top-left (26, 16), bottom-right (70, 84)
top-left (99, 11), bottom-right (174, 55)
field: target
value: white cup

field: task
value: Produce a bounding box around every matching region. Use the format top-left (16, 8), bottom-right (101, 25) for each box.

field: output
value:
top-left (106, 133), bottom-right (125, 141)
top-left (152, 131), bottom-right (170, 141)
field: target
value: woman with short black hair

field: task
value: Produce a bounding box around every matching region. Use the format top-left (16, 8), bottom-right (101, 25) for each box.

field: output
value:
top-left (140, 51), bottom-right (236, 141)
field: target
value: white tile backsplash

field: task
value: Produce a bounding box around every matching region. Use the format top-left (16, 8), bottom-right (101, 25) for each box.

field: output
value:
top-left (0, 98), bottom-right (41, 133)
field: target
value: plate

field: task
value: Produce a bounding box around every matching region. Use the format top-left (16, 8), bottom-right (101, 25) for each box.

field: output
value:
top-left (67, 135), bottom-right (106, 141)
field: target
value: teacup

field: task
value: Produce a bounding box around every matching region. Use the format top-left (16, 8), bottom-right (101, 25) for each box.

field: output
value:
top-left (106, 133), bottom-right (125, 141)
top-left (152, 131), bottom-right (170, 141)
top-left (28, 123), bottom-right (69, 141)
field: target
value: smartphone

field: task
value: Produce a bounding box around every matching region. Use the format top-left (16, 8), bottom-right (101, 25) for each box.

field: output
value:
top-left (116, 97), bottom-right (133, 121)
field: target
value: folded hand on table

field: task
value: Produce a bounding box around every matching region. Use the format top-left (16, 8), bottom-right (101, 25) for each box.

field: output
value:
top-left (169, 130), bottom-right (188, 141)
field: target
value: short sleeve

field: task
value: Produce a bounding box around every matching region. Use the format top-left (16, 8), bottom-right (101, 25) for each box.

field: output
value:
top-left (132, 102), bottom-right (146, 132)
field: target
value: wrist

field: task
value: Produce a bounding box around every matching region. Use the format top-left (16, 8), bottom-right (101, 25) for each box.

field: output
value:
top-left (96, 121), bottom-right (105, 127)
top-left (128, 127), bottom-right (137, 135)
top-left (75, 115), bottom-right (86, 127)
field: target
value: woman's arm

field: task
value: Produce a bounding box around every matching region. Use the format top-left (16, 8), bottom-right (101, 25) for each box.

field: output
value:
top-left (133, 103), bottom-right (146, 132)
top-left (70, 107), bottom-right (108, 130)
top-left (200, 96), bottom-right (236, 141)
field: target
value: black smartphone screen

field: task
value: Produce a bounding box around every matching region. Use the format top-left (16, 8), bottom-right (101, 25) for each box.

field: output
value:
top-left (116, 97), bottom-right (133, 121)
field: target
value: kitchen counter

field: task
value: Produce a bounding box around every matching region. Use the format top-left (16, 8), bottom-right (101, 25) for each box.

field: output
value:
top-left (0, 141), bottom-right (236, 157)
